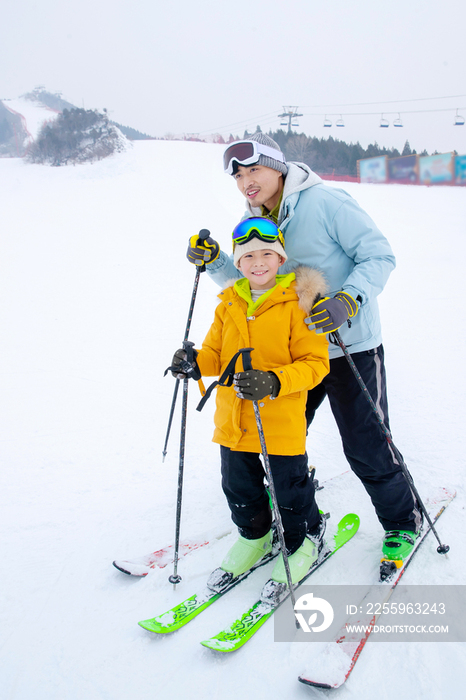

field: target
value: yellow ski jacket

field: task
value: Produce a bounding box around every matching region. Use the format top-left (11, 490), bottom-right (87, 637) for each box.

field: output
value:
top-left (196, 267), bottom-right (329, 455)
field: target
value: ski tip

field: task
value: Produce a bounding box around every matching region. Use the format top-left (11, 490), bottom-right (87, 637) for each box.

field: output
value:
top-left (298, 676), bottom-right (338, 689)
top-left (341, 513), bottom-right (360, 529)
top-left (138, 619), bottom-right (165, 634)
top-left (200, 638), bottom-right (238, 653)
top-left (200, 634), bottom-right (250, 653)
top-left (334, 513), bottom-right (360, 545)
top-left (113, 560), bottom-right (149, 577)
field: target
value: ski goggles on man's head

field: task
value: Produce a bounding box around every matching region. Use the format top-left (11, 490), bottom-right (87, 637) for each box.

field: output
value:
top-left (223, 141), bottom-right (286, 175)
top-left (232, 217), bottom-right (285, 249)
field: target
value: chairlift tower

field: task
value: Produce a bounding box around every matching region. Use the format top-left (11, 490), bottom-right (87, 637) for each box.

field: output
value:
top-left (278, 106), bottom-right (303, 132)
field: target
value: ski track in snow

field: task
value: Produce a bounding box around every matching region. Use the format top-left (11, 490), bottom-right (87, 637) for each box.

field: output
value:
top-left (1, 126), bottom-right (466, 699)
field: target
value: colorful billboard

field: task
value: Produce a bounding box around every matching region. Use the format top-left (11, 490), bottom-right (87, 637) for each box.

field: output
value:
top-left (419, 153), bottom-right (454, 185)
top-left (359, 156), bottom-right (387, 183)
top-left (455, 155), bottom-right (466, 185)
top-left (387, 154), bottom-right (418, 184)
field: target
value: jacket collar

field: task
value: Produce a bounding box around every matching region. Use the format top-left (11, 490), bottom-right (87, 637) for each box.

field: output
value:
top-left (219, 273), bottom-right (297, 317)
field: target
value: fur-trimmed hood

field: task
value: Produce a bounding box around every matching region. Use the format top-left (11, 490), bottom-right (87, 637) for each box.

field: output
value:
top-left (293, 266), bottom-right (328, 314)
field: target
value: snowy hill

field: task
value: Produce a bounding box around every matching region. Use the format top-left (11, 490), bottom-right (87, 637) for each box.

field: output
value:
top-left (6, 96), bottom-right (61, 138)
top-left (1, 92), bottom-right (128, 161)
top-left (0, 140), bottom-right (465, 700)
top-left (1, 95), bottom-right (62, 155)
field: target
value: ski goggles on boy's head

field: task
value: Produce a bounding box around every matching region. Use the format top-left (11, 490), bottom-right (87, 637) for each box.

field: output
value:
top-left (223, 141), bottom-right (286, 175)
top-left (232, 217), bottom-right (285, 249)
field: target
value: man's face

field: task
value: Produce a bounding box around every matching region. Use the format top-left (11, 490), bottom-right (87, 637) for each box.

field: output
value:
top-left (233, 164), bottom-right (283, 212)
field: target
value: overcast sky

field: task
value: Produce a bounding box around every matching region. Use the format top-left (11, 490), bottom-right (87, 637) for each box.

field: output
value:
top-left (2, 0), bottom-right (465, 155)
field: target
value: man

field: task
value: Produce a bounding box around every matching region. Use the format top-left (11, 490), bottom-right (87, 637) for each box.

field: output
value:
top-left (186, 132), bottom-right (422, 565)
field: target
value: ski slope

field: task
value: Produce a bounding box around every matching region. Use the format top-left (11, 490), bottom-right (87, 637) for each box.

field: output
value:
top-left (1, 136), bottom-right (465, 700)
top-left (3, 96), bottom-right (60, 149)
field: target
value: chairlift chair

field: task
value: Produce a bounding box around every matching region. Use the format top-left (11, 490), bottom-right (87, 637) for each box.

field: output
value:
top-left (393, 113), bottom-right (403, 127)
top-left (323, 115), bottom-right (332, 127)
top-left (380, 114), bottom-right (389, 128)
top-left (336, 115), bottom-right (345, 127)
top-left (454, 110), bottom-right (465, 126)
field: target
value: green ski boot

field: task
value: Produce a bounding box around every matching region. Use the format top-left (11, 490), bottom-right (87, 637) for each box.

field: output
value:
top-left (271, 535), bottom-right (319, 585)
top-left (380, 529), bottom-right (420, 580)
top-left (221, 531), bottom-right (273, 578)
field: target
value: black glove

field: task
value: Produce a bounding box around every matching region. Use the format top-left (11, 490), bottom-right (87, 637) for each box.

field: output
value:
top-left (170, 348), bottom-right (201, 380)
top-left (186, 234), bottom-right (220, 266)
top-left (305, 291), bottom-right (358, 333)
top-left (233, 370), bottom-right (281, 401)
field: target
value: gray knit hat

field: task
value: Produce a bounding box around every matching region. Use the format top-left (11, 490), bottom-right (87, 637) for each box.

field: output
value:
top-left (232, 132), bottom-right (288, 176)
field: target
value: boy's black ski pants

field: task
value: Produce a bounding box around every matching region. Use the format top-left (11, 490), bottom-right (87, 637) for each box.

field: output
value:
top-left (220, 446), bottom-right (321, 555)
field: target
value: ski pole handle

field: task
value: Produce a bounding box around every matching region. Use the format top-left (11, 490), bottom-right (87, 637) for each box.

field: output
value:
top-left (196, 228), bottom-right (211, 273)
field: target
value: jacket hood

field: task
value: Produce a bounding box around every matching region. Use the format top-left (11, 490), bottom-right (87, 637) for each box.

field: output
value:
top-left (246, 161), bottom-right (323, 218)
top-left (293, 265), bottom-right (328, 313)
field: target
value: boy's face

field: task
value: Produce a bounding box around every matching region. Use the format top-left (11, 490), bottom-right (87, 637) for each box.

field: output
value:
top-left (237, 249), bottom-right (284, 291)
top-left (233, 164), bottom-right (283, 212)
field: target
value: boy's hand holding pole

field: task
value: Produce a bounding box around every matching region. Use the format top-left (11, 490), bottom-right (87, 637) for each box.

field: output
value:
top-left (233, 370), bottom-right (280, 400)
top-left (170, 344), bottom-right (201, 381)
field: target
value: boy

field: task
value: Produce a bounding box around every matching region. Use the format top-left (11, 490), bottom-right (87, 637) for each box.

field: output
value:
top-left (172, 217), bottom-right (329, 589)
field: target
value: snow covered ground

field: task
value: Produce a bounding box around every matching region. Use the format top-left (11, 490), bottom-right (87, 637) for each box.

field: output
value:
top-left (1, 137), bottom-right (465, 700)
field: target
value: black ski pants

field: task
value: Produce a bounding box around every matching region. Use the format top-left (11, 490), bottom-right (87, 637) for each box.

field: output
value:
top-left (220, 446), bottom-right (321, 555)
top-left (306, 344), bottom-right (421, 533)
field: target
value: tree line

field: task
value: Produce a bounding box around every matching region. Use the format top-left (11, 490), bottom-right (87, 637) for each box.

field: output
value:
top-left (246, 129), bottom-right (427, 177)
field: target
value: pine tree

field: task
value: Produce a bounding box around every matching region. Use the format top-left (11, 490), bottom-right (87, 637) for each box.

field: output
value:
top-left (402, 140), bottom-right (412, 156)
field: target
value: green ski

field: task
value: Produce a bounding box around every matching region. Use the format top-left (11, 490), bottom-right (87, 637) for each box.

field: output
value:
top-left (200, 512), bottom-right (360, 652)
top-left (138, 505), bottom-right (328, 635)
top-left (138, 545), bottom-right (279, 634)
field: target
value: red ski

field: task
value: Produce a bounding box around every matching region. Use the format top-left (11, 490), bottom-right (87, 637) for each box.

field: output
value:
top-left (113, 529), bottom-right (231, 577)
top-left (298, 487), bottom-right (456, 689)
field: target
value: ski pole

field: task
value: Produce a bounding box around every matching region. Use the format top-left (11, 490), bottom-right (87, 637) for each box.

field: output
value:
top-left (162, 229), bottom-right (210, 461)
top-left (241, 349), bottom-right (298, 616)
top-left (165, 229), bottom-right (211, 585)
top-left (168, 340), bottom-right (195, 585)
top-left (332, 330), bottom-right (449, 556)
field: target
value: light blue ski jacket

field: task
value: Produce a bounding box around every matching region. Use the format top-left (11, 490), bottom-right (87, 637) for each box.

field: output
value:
top-left (207, 162), bottom-right (396, 359)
